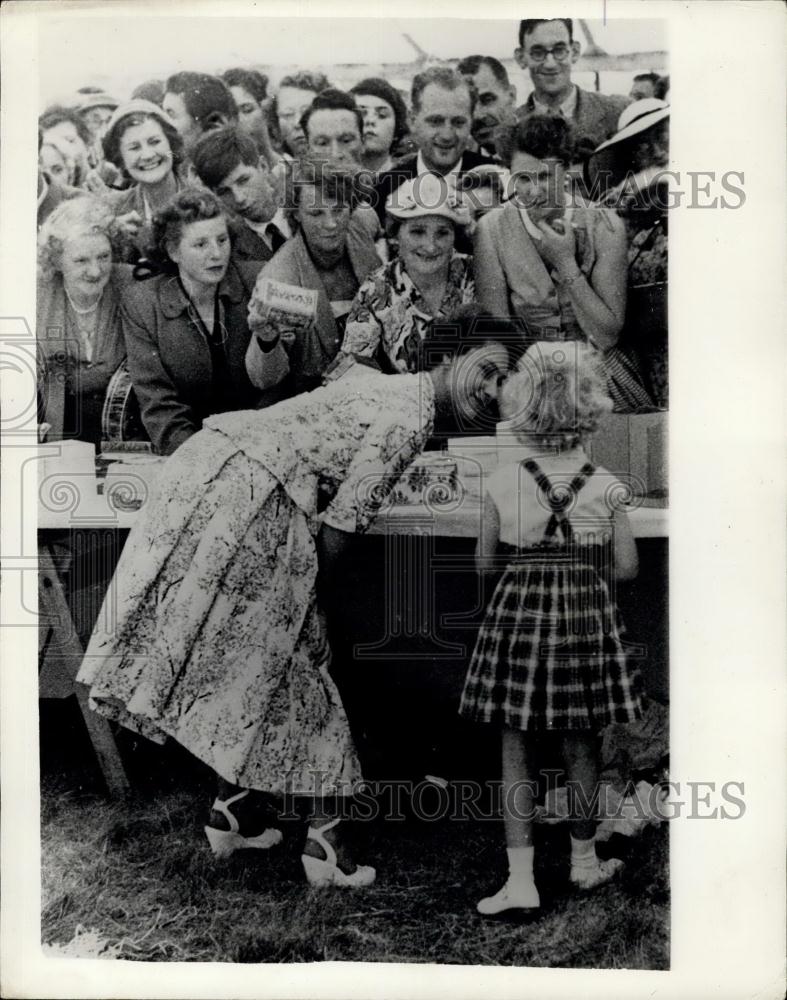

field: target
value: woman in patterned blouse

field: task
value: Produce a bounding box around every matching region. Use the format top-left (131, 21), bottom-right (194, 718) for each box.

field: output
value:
top-left (340, 174), bottom-right (476, 374)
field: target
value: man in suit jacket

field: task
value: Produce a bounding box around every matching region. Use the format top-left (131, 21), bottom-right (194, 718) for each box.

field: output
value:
top-left (514, 18), bottom-right (630, 158)
top-left (191, 125), bottom-right (291, 265)
top-left (372, 66), bottom-right (495, 225)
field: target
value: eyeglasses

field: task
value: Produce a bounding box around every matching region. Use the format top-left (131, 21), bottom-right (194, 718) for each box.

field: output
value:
top-left (526, 43), bottom-right (572, 64)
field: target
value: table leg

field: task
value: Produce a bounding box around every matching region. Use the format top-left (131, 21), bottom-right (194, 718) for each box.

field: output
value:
top-left (38, 544), bottom-right (130, 797)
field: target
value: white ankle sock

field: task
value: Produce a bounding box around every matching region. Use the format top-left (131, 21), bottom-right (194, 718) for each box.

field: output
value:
top-left (506, 845), bottom-right (536, 887)
top-left (570, 834), bottom-right (598, 869)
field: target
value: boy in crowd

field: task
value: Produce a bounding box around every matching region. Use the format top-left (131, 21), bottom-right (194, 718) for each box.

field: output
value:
top-left (191, 125), bottom-right (290, 263)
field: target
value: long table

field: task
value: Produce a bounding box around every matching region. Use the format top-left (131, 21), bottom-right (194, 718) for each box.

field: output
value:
top-left (38, 466), bottom-right (667, 793)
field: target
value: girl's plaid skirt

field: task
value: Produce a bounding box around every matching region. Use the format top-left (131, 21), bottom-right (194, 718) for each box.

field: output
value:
top-left (459, 543), bottom-right (644, 731)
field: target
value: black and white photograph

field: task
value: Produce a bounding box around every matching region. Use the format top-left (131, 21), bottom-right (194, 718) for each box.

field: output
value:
top-left (0, 1), bottom-right (784, 997)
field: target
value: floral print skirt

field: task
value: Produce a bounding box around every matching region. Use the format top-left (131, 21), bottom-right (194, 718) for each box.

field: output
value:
top-left (77, 428), bottom-right (362, 796)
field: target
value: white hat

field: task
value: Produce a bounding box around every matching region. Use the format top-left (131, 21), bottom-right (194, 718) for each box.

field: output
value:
top-left (385, 173), bottom-right (471, 227)
top-left (594, 98), bottom-right (670, 154)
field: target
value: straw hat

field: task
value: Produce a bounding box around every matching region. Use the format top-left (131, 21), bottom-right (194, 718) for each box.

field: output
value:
top-left (385, 173), bottom-right (471, 227)
top-left (594, 98), bottom-right (670, 154)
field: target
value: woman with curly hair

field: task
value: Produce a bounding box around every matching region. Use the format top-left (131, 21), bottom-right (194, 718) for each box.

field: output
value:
top-left (475, 114), bottom-right (651, 410)
top-left (121, 187), bottom-right (263, 454)
top-left (460, 341), bottom-right (643, 917)
top-left (37, 195), bottom-right (132, 444)
top-left (102, 99), bottom-right (186, 260)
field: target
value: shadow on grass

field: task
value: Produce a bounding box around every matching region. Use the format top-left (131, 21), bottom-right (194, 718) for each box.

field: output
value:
top-left (41, 770), bottom-right (669, 967)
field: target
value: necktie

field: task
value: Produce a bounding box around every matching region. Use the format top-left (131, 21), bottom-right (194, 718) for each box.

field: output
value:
top-left (266, 222), bottom-right (287, 253)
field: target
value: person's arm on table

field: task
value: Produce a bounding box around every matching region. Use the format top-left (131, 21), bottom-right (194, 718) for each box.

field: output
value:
top-left (245, 324), bottom-right (292, 391)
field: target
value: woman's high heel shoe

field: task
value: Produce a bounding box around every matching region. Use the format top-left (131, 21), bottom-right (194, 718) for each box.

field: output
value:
top-left (301, 817), bottom-right (376, 888)
top-left (204, 789), bottom-right (283, 858)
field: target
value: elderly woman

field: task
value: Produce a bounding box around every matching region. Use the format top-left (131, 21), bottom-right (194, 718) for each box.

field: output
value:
top-left (77, 323), bottom-right (509, 887)
top-left (121, 187), bottom-right (263, 455)
top-left (245, 159), bottom-right (381, 402)
top-left (349, 77), bottom-right (409, 175)
top-left (102, 99), bottom-right (186, 261)
top-left (475, 114), bottom-right (650, 410)
top-left (37, 196), bottom-right (132, 445)
top-left (340, 174), bottom-right (475, 373)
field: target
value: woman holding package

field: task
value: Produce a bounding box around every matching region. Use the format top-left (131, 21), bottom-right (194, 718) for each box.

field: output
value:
top-left (474, 114), bottom-right (651, 410)
top-left (339, 174), bottom-right (475, 374)
top-left (244, 158), bottom-right (380, 402)
top-left (121, 187), bottom-right (263, 454)
top-left (77, 323), bottom-right (509, 887)
top-left (37, 196), bottom-right (132, 446)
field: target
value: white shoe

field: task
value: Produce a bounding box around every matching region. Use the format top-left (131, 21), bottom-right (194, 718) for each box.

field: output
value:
top-left (477, 879), bottom-right (540, 916)
top-left (570, 856), bottom-right (624, 889)
top-left (301, 818), bottom-right (376, 889)
top-left (204, 790), bottom-right (283, 858)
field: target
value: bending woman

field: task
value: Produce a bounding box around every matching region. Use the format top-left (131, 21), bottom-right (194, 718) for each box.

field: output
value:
top-left (77, 328), bottom-right (508, 887)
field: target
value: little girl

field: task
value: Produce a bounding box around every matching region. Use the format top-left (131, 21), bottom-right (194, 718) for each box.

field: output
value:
top-left (459, 341), bottom-right (644, 917)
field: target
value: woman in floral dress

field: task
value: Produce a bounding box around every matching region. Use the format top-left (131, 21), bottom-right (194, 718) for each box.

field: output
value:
top-left (340, 174), bottom-right (475, 374)
top-left (77, 333), bottom-right (508, 887)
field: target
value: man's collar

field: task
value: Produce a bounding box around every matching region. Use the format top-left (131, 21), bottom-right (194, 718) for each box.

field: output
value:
top-left (416, 150), bottom-right (463, 178)
top-left (531, 84), bottom-right (578, 120)
top-left (243, 208), bottom-right (291, 248)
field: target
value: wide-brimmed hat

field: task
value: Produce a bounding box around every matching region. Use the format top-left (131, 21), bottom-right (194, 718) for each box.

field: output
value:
top-left (385, 173), bottom-right (472, 227)
top-left (594, 98), bottom-right (670, 154)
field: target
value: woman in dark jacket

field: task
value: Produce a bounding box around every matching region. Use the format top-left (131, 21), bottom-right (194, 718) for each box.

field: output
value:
top-left (122, 188), bottom-right (263, 454)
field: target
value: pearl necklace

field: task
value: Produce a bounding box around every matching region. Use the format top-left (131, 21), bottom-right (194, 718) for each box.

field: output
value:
top-left (65, 286), bottom-right (102, 315)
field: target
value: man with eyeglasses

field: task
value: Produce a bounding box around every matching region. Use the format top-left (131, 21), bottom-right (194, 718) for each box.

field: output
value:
top-left (514, 18), bottom-right (630, 157)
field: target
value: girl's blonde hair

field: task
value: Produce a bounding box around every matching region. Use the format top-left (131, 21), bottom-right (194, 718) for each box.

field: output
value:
top-left (500, 341), bottom-right (612, 445)
top-left (37, 195), bottom-right (119, 281)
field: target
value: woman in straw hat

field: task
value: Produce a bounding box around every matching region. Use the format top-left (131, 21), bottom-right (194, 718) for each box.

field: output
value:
top-left (592, 99), bottom-right (670, 407)
top-left (339, 173), bottom-right (476, 374)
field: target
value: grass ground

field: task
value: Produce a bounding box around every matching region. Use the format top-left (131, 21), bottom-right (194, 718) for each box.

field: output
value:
top-left (40, 705), bottom-right (669, 967)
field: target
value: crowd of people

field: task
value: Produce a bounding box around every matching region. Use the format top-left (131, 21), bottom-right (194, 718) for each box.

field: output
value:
top-left (38, 18), bottom-right (669, 918)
